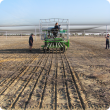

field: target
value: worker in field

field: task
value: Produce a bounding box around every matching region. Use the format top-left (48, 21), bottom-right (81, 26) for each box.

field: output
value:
top-left (105, 34), bottom-right (109, 49)
top-left (54, 23), bottom-right (60, 30)
top-left (53, 23), bottom-right (60, 38)
top-left (29, 33), bottom-right (34, 51)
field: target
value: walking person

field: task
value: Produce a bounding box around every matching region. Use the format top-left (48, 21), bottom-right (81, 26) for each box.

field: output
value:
top-left (29, 33), bottom-right (34, 52)
top-left (105, 34), bottom-right (109, 49)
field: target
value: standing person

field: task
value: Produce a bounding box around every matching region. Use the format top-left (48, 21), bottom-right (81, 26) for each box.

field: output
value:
top-left (105, 34), bottom-right (109, 49)
top-left (29, 33), bottom-right (34, 51)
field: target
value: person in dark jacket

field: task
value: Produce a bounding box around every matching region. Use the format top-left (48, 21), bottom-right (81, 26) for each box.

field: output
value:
top-left (54, 23), bottom-right (60, 30)
top-left (29, 33), bottom-right (34, 51)
top-left (105, 34), bottom-right (109, 49)
top-left (53, 23), bottom-right (60, 38)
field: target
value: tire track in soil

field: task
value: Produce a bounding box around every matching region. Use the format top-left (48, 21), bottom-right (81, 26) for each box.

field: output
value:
top-left (39, 54), bottom-right (52, 109)
top-left (0, 54), bottom-right (42, 109)
top-left (69, 40), bottom-right (110, 109)
top-left (26, 54), bottom-right (51, 109)
top-left (56, 54), bottom-right (69, 110)
top-left (10, 54), bottom-right (45, 109)
top-left (40, 54), bottom-right (55, 110)
top-left (0, 55), bottom-right (39, 96)
top-left (0, 53), bottom-right (87, 110)
top-left (24, 58), bottom-right (51, 109)
top-left (26, 53), bottom-right (86, 110)
top-left (0, 60), bottom-right (29, 86)
top-left (55, 53), bottom-right (58, 110)
top-left (60, 53), bottom-right (86, 110)
top-left (61, 54), bottom-right (72, 110)
top-left (73, 57), bottom-right (110, 109)
top-left (25, 54), bottom-right (53, 110)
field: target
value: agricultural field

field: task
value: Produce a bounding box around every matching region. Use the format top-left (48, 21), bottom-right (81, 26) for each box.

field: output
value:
top-left (0, 36), bottom-right (110, 110)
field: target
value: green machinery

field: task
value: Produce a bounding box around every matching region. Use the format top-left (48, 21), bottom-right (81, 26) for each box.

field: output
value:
top-left (40, 18), bottom-right (70, 53)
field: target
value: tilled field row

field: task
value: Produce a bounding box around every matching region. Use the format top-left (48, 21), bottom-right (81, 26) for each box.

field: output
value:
top-left (0, 53), bottom-right (86, 110)
top-left (67, 39), bottom-right (110, 110)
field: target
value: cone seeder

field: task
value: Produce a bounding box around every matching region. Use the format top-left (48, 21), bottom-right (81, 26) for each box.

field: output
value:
top-left (40, 18), bottom-right (70, 53)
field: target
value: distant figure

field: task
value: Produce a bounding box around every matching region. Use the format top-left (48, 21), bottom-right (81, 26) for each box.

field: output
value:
top-left (29, 33), bottom-right (34, 51)
top-left (105, 34), bottom-right (109, 49)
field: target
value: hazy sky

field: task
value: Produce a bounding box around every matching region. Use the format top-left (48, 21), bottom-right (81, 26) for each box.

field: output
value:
top-left (0, 0), bottom-right (110, 25)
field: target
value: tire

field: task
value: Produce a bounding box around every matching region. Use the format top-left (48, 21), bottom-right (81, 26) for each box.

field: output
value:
top-left (47, 47), bottom-right (49, 51)
top-left (61, 47), bottom-right (63, 51)
top-left (44, 49), bottom-right (47, 53)
top-left (63, 46), bottom-right (65, 53)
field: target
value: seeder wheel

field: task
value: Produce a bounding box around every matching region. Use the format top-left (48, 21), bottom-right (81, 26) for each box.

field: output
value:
top-left (63, 46), bottom-right (65, 53)
top-left (43, 47), bottom-right (47, 53)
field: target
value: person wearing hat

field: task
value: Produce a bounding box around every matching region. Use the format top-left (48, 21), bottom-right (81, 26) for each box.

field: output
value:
top-left (105, 34), bottom-right (109, 49)
top-left (29, 33), bottom-right (34, 51)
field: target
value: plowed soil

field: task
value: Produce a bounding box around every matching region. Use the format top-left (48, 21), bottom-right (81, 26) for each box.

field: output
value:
top-left (0, 36), bottom-right (110, 110)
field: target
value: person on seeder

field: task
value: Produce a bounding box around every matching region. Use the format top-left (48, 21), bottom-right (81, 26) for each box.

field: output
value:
top-left (53, 23), bottom-right (60, 38)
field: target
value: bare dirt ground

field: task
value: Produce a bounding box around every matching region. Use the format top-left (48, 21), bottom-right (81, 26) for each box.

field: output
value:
top-left (0, 36), bottom-right (110, 110)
